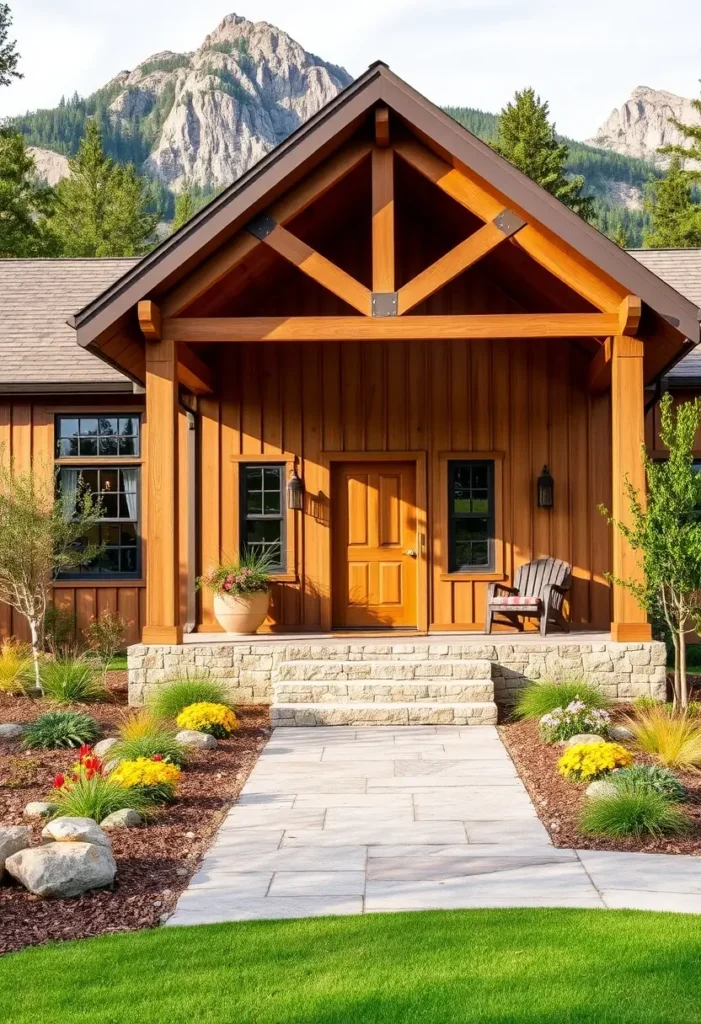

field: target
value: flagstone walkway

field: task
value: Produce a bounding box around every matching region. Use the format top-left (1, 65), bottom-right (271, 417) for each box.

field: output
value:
top-left (168, 726), bottom-right (701, 925)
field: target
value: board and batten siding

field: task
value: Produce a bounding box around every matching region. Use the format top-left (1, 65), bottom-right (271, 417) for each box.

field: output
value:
top-left (0, 397), bottom-right (147, 646)
top-left (197, 337), bottom-right (613, 632)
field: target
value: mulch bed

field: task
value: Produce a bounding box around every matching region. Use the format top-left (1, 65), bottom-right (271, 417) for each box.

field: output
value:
top-left (0, 677), bottom-right (270, 955)
top-left (500, 717), bottom-right (701, 855)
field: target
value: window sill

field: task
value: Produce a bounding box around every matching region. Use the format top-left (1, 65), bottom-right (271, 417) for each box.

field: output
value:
top-left (55, 578), bottom-right (146, 587)
top-left (440, 571), bottom-right (506, 582)
top-left (269, 573), bottom-right (298, 584)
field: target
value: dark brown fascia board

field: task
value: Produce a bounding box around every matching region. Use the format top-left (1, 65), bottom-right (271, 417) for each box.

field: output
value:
top-left (70, 60), bottom-right (700, 351)
top-left (70, 67), bottom-right (388, 347)
top-left (0, 381), bottom-right (135, 395)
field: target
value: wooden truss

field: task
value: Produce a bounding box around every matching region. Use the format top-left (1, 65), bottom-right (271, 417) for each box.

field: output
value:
top-left (149, 107), bottom-right (641, 390)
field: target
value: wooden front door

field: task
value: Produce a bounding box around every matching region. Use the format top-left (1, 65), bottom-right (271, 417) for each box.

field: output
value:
top-left (332, 461), bottom-right (418, 628)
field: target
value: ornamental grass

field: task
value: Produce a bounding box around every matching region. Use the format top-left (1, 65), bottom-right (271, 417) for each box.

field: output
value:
top-left (558, 741), bottom-right (632, 783)
top-left (111, 732), bottom-right (187, 768)
top-left (40, 657), bottom-right (107, 704)
top-left (150, 677), bottom-right (232, 720)
top-left (0, 639), bottom-right (34, 695)
top-left (176, 701), bottom-right (238, 738)
top-left (514, 678), bottom-right (610, 721)
top-left (52, 774), bottom-right (154, 823)
top-left (22, 710), bottom-right (100, 750)
top-left (580, 788), bottom-right (691, 838)
top-left (625, 706), bottom-right (701, 772)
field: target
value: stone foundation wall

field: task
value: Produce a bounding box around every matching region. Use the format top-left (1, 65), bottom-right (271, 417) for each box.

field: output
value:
top-left (127, 639), bottom-right (667, 706)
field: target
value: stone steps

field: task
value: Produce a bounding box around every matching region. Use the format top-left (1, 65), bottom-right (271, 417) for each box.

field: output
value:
top-left (275, 680), bottom-right (494, 703)
top-left (276, 659), bottom-right (494, 682)
top-left (271, 701), bottom-right (499, 727)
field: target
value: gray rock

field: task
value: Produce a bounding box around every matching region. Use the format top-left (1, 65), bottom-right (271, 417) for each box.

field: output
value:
top-left (41, 817), bottom-right (111, 849)
top-left (5, 842), bottom-right (117, 898)
top-left (608, 725), bottom-right (635, 742)
top-left (586, 779), bottom-right (618, 799)
top-left (563, 733), bottom-right (607, 748)
top-left (176, 729), bottom-right (217, 749)
top-left (93, 737), bottom-right (119, 758)
top-left (0, 826), bottom-right (32, 874)
top-left (24, 801), bottom-right (58, 819)
top-left (0, 723), bottom-right (24, 741)
top-left (101, 809), bottom-right (143, 829)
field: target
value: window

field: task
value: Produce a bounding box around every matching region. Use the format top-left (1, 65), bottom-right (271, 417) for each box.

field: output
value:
top-left (240, 464), bottom-right (285, 571)
top-left (448, 460), bottom-right (495, 572)
top-left (55, 414), bottom-right (141, 579)
top-left (55, 415), bottom-right (140, 457)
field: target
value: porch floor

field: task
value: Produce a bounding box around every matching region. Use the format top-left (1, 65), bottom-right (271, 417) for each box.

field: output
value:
top-left (182, 629), bottom-right (612, 646)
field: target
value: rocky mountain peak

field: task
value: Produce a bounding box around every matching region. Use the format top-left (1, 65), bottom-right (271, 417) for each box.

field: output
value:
top-left (586, 86), bottom-right (701, 168)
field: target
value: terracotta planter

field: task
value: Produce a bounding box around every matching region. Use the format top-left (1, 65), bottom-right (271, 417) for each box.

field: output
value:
top-left (213, 590), bottom-right (270, 634)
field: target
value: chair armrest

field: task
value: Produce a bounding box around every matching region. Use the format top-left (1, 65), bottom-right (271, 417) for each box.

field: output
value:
top-left (542, 582), bottom-right (569, 609)
top-left (487, 582), bottom-right (518, 601)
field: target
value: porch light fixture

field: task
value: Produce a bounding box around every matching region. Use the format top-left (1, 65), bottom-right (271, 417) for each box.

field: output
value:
top-left (537, 465), bottom-right (554, 509)
top-left (287, 466), bottom-right (304, 510)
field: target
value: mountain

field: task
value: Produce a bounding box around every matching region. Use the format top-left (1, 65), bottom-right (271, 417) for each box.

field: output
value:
top-left (587, 86), bottom-right (701, 168)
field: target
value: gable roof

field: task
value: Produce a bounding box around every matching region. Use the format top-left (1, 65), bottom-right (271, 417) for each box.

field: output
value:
top-left (71, 62), bottom-right (701, 355)
top-left (0, 259), bottom-right (138, 392)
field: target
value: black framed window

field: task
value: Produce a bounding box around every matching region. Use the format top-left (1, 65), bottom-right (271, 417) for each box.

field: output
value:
top-left (240, 464), bottom-right (285, 571)
top-left (448, 460), bottom-right (495, 572)
top-left (55, 415), bottom-right (140, 457)
top-left (56, 466), bottom-right (140, 577)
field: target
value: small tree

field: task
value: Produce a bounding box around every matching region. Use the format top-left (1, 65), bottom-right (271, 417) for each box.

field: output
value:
top-left (600, 394), bottom-right (701, 707)
top-left (83, 609), bottom-right (127, 685)
top-left (0, 454), bottom-right (104, 691)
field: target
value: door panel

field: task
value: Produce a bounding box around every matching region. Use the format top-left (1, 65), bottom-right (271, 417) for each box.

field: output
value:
top-left (333, 461), bottom-right (417, 628)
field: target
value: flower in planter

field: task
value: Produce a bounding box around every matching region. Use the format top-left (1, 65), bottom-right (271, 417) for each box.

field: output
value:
top-left (558, 741), bottom-right (632, 783)
top-left (539, 700), bottom-right (611, 744)
top-left (176, 702), bottom-right (238, 738)
top-left (196, 550), bottom-right (277, 596)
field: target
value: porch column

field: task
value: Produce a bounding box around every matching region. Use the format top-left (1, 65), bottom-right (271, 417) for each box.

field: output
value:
top-left (142, 335), bottom-right (182, 644)
top-left (610, 334), bottom-right (651, 642)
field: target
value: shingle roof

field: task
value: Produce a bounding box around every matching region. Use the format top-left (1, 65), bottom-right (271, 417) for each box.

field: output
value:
top-left (0, 258), bottom-right (139, 390)
top-left (627, 249), bottom-right (701, 381)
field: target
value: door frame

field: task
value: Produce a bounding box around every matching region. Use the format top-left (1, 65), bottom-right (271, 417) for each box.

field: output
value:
top-left (320, 451), bottom-right (428, 632)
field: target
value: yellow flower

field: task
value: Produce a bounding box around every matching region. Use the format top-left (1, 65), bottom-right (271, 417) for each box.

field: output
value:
top-left (111, 757), bottom-right (182, 790)
top-left (558, 742), bottom-right (632, 783)
top-left (176, 702), bottom-right (238, 738)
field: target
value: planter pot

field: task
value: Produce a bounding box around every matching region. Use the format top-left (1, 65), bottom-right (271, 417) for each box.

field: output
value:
top-left (213, 590), bottom-right (270, 634)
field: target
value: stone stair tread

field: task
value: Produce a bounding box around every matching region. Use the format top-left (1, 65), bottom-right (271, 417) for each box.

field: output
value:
top-left (274, 680), bottom-right (494, 703)
top-left (271, 701), bottom-right (499, 726)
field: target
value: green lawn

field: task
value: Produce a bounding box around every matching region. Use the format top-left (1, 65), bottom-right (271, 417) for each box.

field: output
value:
top-left (2, 909), bottom-right (701, 1023)
top-left (106, 653), bottom-right (128, 671)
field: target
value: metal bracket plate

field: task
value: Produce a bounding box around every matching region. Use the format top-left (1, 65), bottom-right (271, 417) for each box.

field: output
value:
top-left (246, 213), bottom-right (278, 240)
top-left (493, 209), bottom-right (526, 238)
top-left (372, 292), bottom-right (398, 317)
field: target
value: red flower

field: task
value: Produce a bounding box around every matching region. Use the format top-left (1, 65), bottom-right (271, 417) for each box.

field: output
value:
top-left (53, 773), bottom-right (66, 789)
top-left (152, 754), bottom-right (163, 762)
top-left (78, 744), bottom-right (93, 760)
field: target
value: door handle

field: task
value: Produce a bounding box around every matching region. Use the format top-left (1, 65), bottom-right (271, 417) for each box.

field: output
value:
top-left (405, 549), bottom-right (417, 557)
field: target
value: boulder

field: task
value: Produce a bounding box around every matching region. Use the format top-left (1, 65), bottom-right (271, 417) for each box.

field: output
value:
top-left (0, 723), bottom-right (24, 742)
top-left (41, 816), bottom-right (111, 849)
top-left (5, 842), bottom-right (117, 898)
top-left (24, 801), bottom-right (58, 819)
top-left (93, 737), bottom-right (119, 758)
top-left (563, 734), bottom-right (607, 748)
top-left (176, 729), bottom-right (217, 749)
top-left (0, 826), bottom-right (31, 875)
top-left (101, 809), bottom-right (143, 829)
top-left (586, 779), bottom-right (618, 799)
top-left (608, 725), bottom-right (635, 742)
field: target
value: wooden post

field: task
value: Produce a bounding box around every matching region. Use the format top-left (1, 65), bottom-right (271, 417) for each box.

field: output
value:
top-left (372, 147), bottom-right (394, 293)
top-left (610, 334), bottom-right (651, 642)
top-left (142, 336), bottom-right (182, 644)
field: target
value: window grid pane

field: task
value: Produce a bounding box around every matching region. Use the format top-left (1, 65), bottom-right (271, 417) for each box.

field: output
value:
top-left (56, 465), bottom-right (140, 578)
top-left (448, 460), bottom-right (494, 572)
top-left (56, 415), bottom-right (140, 458)
top-left (241, 464), bottom-right (285, 571)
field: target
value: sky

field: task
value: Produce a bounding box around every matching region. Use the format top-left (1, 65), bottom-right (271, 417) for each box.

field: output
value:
top-left (1, 0), bottom-right (700, 140)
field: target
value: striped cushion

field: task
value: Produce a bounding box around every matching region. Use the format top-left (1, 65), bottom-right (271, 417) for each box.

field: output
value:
top-left (490, 595), bottom-right (542, 609)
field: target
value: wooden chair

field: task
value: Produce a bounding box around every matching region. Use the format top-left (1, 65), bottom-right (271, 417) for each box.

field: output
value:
top-left (485, 558), bottom-right (572, 637)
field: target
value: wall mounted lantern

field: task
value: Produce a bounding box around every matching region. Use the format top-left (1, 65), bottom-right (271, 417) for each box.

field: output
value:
top-left (537, 465), bottom-right (554, 509)
top-left (287, 466), bottom-right (304, 510)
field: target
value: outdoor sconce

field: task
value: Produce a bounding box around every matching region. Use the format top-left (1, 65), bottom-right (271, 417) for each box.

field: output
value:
top-left (537, 465), bottom-right (554, 509)
top-left (287, 466), bottom-right (304, 510)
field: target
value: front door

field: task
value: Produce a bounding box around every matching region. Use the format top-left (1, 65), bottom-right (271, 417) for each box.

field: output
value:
top-left (332, 461), bottom-right (418, 629)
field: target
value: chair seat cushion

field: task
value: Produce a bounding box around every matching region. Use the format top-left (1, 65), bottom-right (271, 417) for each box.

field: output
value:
top-left (490, 595), bottom-right (542, 609)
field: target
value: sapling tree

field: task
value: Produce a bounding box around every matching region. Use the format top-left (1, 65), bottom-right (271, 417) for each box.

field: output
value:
top-left (601, 394), bottom-right (701, 707)
top-left (0, 452), bottom-right (104, 691)
top-left (83, 609), bottom-right (127, 684)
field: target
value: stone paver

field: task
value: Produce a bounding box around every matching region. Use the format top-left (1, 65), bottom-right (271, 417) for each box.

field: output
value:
top-left (168, 726), bottom-right (701, 925)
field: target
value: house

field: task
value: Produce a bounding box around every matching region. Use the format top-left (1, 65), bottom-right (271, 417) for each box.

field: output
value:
top-left (2, 64), bottom-right (701, 721)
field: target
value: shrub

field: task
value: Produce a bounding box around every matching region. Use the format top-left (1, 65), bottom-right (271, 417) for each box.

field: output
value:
top-left (558, 742), bottom-right (633, 783)
top-left (83, 610), bottom-right (127, 683)
top-left (22, 710), bottom-right (100, 750)
top-left (0, 639), bottom-right (34, 695)
top-left (625, 706), bottom-right (701, 771)
top-left (150, 677), bottom-right (231, 719)
top-left (538, 701), bottom-right (611, 743)
top-left (40, 658), bottom-right (106, 704)
top-left (110, 757), bottom-right (182, 803)
top-left (611, 764), bottom-right (687, 802)
top-left (580, 789), bottom-right (691, 838)
top-left (514, 679), bottom-right (610, 721)
top-left (111, 733), bottom-right (187, 768)
top-left (43, 606), bottom-right (79, 658)
top-left (176, 701), bottom-right (238, 738)
top-left (52, 774), bottom-right (153, 822)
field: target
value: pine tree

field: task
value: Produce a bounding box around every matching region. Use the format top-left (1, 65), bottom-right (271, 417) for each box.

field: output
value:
top-left (0, 3), bottom-right (21, 88)
top-left (662, 89), bottom-right (701, 168)
top-left (171, 189), bottom-right (195, 233)
top-left (493, 88), bottom-right (594, 220)
top-left (643, 155), bottom-right (701, 248)
top-left (52, 120), bottom-right (157, 257)
top-left (0, 129), bottom-right (58, 257)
